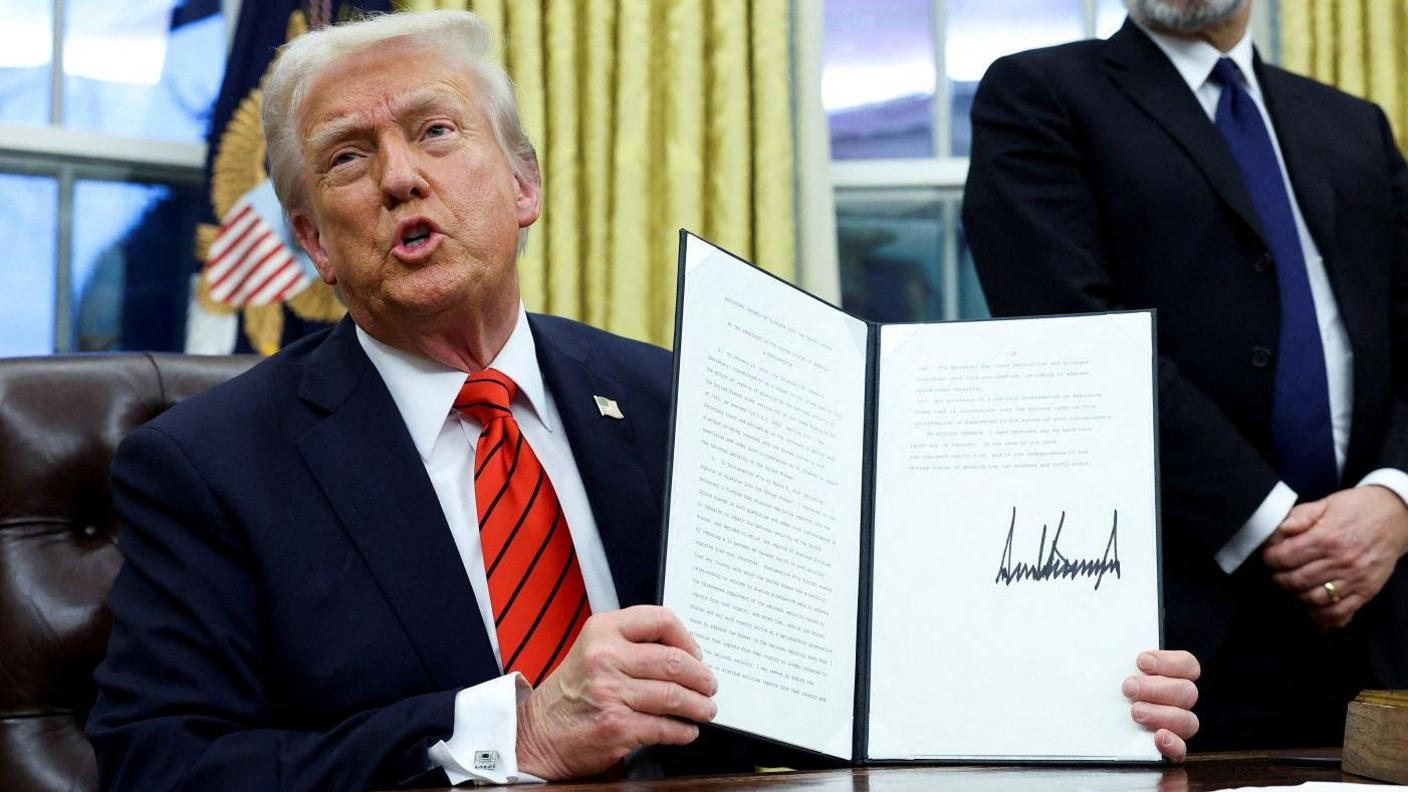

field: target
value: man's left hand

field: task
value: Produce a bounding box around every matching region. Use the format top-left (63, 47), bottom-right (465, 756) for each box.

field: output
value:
top-left (1263, 486), bottom-right (1408, 630)
top-left (1123, 649), bottom-right (1200, 762)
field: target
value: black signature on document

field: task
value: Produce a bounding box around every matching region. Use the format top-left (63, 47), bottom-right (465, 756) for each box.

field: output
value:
top-left (994, 507), bottom-right (1121, 590)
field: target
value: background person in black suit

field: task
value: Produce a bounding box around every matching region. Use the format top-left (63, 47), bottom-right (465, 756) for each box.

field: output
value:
top-left (964, 0), bottom-right (1408, 750)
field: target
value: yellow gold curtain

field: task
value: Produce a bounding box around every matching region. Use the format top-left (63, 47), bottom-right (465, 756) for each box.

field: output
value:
top-left (397, 0), bottom-right (797, 347)
top-left (1279, 0), bottom-right (1408, 151)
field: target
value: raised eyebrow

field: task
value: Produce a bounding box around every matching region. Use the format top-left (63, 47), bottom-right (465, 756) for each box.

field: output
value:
top-left (305, 92), bottom-right (464, 158)
top-left (305, 117), bottom-right (367, 160)
top-left (393, 91), bottom-right (465, 125)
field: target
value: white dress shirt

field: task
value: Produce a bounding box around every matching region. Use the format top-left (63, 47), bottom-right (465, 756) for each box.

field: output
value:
top-left (356, 306), bottom-right (620, 785)
top-left (1138, 24), bottom-right (1408, 572)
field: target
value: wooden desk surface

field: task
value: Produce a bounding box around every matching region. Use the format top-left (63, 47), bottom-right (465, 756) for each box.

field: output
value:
top-left (410, 752), bottom-right (1387, 791)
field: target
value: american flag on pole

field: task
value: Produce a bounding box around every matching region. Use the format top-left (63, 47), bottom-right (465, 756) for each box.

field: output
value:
top-left (204, 180), bottom-right (313, 308)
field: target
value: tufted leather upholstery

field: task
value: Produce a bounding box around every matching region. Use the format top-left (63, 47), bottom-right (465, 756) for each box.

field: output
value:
top-left (0, 353), bottom-right (257, 792)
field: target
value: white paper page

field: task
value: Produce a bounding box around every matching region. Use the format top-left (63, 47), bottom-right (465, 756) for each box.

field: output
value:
top-left (661, 234), bottom-right (867, 759)
top-left (867, 313), bottom-right (1160, 761)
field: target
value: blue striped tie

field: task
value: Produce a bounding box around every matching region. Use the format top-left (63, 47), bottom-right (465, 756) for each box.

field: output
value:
top-left (1209, 57), bottom-right (1337, 500)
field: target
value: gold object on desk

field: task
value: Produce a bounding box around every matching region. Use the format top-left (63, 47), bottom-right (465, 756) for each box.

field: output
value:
top-left (1342, 689), bottom-right (1408, 784)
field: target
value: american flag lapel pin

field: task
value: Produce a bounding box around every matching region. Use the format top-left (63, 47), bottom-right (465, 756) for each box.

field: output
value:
top-left (593, 395), bottom-right (624, 420)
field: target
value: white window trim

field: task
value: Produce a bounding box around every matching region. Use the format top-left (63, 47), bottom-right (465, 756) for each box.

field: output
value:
top-left (0, 124), bottom-right (206, 172)
top-left (832, 158), bottom-right (969, 190)
top-left (793, 0), bottom-right (842, 304)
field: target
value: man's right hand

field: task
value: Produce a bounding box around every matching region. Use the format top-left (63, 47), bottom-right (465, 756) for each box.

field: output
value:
top-left (1264, 487), bottom-right (1408, 630)
top-left (515, 605), bottom-right (718, 780)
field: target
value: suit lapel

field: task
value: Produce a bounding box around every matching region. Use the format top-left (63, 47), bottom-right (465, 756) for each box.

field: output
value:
top-left (297, 318), bottom-right (498, 689)
top-left (530, 316), bottom-right (663, 609)
top-left (1102, 20), bottom-right (1267, 247)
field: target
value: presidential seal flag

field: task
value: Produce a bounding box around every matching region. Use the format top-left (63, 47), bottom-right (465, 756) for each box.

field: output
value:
top-left (187, 0), bottom-right (391, 356)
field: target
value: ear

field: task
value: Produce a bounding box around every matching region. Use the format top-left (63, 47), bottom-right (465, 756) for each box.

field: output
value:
top-left (290, 210), bottom-right (337, 285)
top-left (514, 169), bottom-right (541, 229)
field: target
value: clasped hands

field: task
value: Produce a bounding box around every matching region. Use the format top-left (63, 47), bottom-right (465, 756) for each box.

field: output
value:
top-left (1263, 485), bottom-right (1408, 630)
top-left (515, 605), bottom-right (1201, 779)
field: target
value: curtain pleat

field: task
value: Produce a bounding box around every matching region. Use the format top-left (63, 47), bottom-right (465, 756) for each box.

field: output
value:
top-left (1280, 0), bottom-right (1408, 151)
top-left (1311, 1), bottom-right (1337, 79)
top-left (1279, 1), bottom-right (1312, 76)
top-left (1334, 1), bottom-right (1365, 96)
top-left (473, 0), bottom-right (505, 62)
top-left (663, 0), bottom-right (707, 321)
top-left (397, 0), bottom-right (797, 347)
top-left (579, 0), bottom-right (617, 330)
top-left (543, 0), bottom-right (580, 319)
top-left (706, 0), bottom-right (753, 263)
top-left (750, 0), bottom-right (795, 282)
top-left (1363, 0), bottom-right (1406, 144)
top-left (503, 2), bottom-right (547, 311)
top-left (607, 2), bottom-right (659, 342)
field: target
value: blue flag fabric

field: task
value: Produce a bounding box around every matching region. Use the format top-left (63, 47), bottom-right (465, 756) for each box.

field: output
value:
top-left (206, 0), bottom-right (305, 194)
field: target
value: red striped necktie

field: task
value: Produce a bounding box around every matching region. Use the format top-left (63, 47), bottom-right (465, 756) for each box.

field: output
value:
top-left (454, 368), bottom-right (591, 686)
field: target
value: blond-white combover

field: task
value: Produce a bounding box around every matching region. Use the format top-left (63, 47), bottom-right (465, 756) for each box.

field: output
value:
top-left (260, 10), bottom-right (539, 216)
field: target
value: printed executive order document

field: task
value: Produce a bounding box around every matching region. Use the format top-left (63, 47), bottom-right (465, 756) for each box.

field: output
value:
top-left (659, 231), bottom-right (1162, 764)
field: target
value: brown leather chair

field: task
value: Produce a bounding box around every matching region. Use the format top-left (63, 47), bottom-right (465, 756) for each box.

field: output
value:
top-left (0, 353), bottom-right (257, 792)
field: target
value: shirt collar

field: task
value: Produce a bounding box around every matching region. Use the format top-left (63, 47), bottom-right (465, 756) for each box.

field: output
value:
top-left (355, 305), bottom-right (553, 462)
top-left (1136, 20), bottom-right (1260, 97)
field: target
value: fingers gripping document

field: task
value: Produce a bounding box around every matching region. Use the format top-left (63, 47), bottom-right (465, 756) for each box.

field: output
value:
top-left (660, 231), bottom-right (1162, 763)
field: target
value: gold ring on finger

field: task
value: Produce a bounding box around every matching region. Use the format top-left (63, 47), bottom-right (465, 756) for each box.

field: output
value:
top-left (1323, 580), bottom-right (1341, 604)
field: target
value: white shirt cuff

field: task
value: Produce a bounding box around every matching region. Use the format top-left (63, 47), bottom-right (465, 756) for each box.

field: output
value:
top-left (1215, 481), bottom-right (1297, 573)
top-left (1358, 468), bottom-right (1408, 507)
top-left (427, 673), bottom-right (546, 785)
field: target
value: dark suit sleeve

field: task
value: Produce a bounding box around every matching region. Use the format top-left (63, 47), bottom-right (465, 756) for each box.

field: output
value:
top-left (1371, 107), bottom-right (1408, 474)
top-left (88, 426), bottom-right (457, 792)
top-left (961, 54), bottom-right (1280, 558)
top-left (1361, 106), bottom-right (1408, 686)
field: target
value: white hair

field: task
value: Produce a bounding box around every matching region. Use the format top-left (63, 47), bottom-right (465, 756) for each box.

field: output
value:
top-left (1122, 0), bottom-right (1247, 33)
top-left (261, 10), bottom-right (539, 223)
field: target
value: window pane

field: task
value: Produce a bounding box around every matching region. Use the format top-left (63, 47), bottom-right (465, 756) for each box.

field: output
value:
top-left (72, 179), bottom-right (202, 352)
top-left (1097, 0), bottom-right (1129, 38)
top-left (0, 0), bottom-right (54, 124)
top-left (63, 0), bottom-right (225, 143)
top-left (947, 0), bottom-right (1084, 157)
top-left (837, 188), bottom-right (950, 322)
top-left (0, 173), bottom-right (59, 356)
top-left (824, 0), bottom-right (937, 160)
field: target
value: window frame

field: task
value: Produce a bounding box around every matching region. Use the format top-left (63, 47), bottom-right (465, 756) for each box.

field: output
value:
top-left (0, 0), bottom-right (241, 353)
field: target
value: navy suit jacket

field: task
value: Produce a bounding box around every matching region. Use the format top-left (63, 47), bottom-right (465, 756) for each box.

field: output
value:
top-left (89, 314), bottom-right (676, 790)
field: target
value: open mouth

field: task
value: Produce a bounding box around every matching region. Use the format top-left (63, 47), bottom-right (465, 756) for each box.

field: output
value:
top-left (400, 222), bottom-right (434, 250)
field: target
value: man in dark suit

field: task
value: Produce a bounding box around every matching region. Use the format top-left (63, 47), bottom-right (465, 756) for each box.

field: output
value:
top-left (88, 9), bottom-right (1202, 790)
top-left (964, 0), bottom-right (1408, 750)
